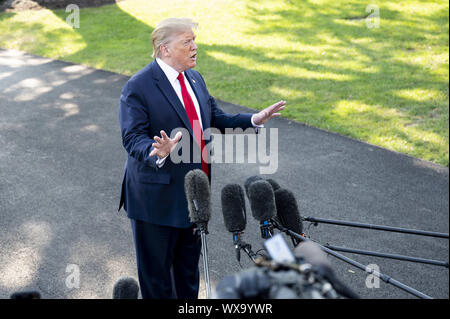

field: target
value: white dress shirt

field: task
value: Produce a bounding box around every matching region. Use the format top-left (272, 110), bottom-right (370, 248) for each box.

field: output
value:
top-left (156, 58), bottom-right (204, 130)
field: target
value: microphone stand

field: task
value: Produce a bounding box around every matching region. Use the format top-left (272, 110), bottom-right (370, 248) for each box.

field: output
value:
top-left (233, 232), bottom-right (259, 263)
top-left (260, 220), bottom-right (274, 239)
top-left (272, 219), bottom-right (433, 299)
top-left (303, 216), bottom-right (449, 239)
top-left (195, 223), bottom-right (211, 299)
top-left (324, 244), bottom-right (449, 268)
top-left (239, 241), bottom-right (259, 262)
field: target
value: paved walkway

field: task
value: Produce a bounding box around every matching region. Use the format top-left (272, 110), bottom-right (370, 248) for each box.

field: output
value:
top-left (0, 49), bottom-right (448, 299)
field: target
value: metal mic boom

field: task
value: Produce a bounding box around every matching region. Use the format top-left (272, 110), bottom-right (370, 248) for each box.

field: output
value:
top-left (272, 219), bottom-right (433, 299)
top-left (304, 216), bottom-right (449, 239)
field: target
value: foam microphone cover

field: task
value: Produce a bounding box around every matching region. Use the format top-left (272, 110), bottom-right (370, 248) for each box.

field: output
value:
top-left (113, 277), bottom-right (140, 299)
top-left (244, 175), bottom-right (263, 198)
top-left (248, 180), bottom-right (276, 222)
top-left (274, 188), bottom-right (303, 234)
top-left (266, 178), bottom-right (281, 191)
top-left (221, 184), bottom-right (247, 233)
top-left (185, 169), bottom-right (211, 224)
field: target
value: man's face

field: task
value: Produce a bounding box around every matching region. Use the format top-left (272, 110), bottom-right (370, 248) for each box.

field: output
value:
top-left (164, 29), bottom-right (198, 72)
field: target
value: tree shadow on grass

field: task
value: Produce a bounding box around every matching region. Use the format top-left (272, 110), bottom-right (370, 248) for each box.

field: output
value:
top-left (203, 0), bottom-right (449, 164)
top-left (50, 3), bottom-right (154, 75)
top-left (0, 10), bottom-right (14, 20)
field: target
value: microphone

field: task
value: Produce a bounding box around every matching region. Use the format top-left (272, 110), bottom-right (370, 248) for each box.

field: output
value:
top-left (266, 178), bottom-right (281, 191)
top-left (221, 183), bottom-right (246, 263)
top-left (10, 291), bottom-right (41, 299)
top-left (184, 169), bottom-right (212, 298)
top-left (185, 169), bottom-right (211, 230)
top-left (244, 175), bottom-right (263, 198)
top-left (247, 180), bottom-right (276, 239)
top-left (274, 188), bottom-right (303, 246)
top-left (294, 241), bottom-right (359, 299)
top-left (221, 183), bottom-right (258, 263)
top-left (244, 176), bottom-right (281, 196)
top-left (221, 183), bottom-right (247, 233)
top-left (112, 277), bottom-right (140, 299)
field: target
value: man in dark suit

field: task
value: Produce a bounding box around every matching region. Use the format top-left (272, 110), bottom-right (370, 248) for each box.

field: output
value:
top-left (118, 17), bottom-right (285, 299)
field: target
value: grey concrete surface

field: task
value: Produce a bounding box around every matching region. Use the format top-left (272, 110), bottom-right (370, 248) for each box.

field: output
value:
top-left (0, 48), bottom-right (448, 299)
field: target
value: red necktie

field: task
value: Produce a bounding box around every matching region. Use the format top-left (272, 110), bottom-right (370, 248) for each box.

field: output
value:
top-left (177, 73), bottom-right (209, 177)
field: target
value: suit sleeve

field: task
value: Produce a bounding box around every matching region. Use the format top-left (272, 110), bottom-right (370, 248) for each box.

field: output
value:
top-left (194, 72), bottom-right (254, 133)
top-left (118, 80), bottom-right (159, 169)
top-left (209, 96), bottom-right (253, 133)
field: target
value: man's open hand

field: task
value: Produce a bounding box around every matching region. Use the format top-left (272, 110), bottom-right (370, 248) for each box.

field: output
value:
top-left (252, 100), bottom-right (286, 126)
top-left (149, 130), bottom-right (182, 159)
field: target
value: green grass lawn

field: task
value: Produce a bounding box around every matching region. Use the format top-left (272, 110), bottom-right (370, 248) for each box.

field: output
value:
top-left (0, 0), bottom-right (448, 166)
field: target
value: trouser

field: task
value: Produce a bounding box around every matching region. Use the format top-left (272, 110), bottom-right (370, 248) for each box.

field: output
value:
top-left (130, 218), bottom-right (202, 299)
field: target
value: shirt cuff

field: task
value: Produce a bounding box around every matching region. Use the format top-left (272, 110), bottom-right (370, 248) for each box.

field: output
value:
top-left (251, 114), bottom-right (264, 133)
top-left (155, 154), bottom-right (169, 168)
top-left (251, 114), bottom-right (264, 128)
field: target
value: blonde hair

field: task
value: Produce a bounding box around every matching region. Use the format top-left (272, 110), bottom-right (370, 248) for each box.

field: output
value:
top-left (151, 18), bottom-right (198, 58)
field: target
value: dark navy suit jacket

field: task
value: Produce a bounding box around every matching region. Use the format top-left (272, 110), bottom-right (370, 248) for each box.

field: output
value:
top-left (118, 60), bottom-right (253, 228)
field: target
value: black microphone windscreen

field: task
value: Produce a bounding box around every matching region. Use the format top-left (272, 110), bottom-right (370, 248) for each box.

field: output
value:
top-left (185, 169), bottom-right (211, 224)
top-left (244, 175), bottom-right (263, 198)
top-left (221, 184), bottom-right (246, 233)
top-left (274, 188), bottom-right (303, 235)
top-left (294, 241), bottom-right (332, 271)
top-left (113, 277), bottom-right (140, 299)
top-left (266, 178), bottom-right (281, 191)
top-left (10, 291), bottom-right (41, 299)
top-left (248, 180), bottom-right (276, 222)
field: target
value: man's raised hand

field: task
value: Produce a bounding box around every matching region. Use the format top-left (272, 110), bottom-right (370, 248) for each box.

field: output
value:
top-left (252, 100), bottom-right (286, 126)
top-left (149, 130), bottom-right (182, 159)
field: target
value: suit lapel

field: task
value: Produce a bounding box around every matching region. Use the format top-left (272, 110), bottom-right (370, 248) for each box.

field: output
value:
top-left (152, 61), bottom-right (194, 137)
top-left (185, 70), bottom-right (210, 131)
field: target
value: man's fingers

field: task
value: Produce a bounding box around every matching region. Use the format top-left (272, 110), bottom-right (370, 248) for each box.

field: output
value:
top-left (151, 131), bottom-right (183, 158)
top-left (161, 130), bottom-right (169, 140)
top-left (172, 131), bottom-right (183, 142)
top-left (271, 100), bottom-right (286, 108)
top-left (268, 100), bottom-right (286, 112)
top-left (168, 132), bottom-right (182, 153)
top-left (267, 100), bottom-right (285, 111)
top-left (269, 106), bottom-right (285, 116)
